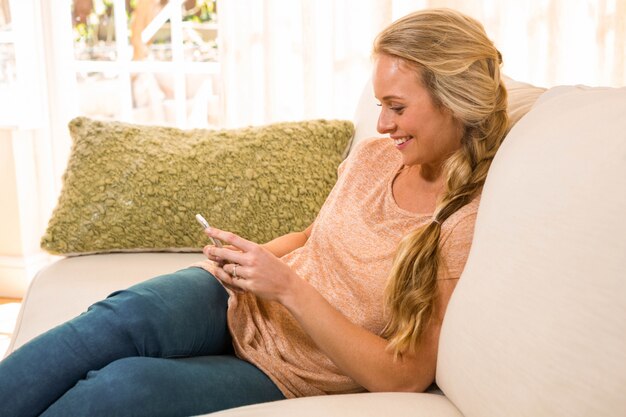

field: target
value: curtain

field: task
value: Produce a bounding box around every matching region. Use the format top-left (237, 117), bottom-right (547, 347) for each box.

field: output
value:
top-left (218, 0), bottom-right (391, 127)
top-left (218, 0), bottom-right (625, 128)
top-left (422, 0), bottom-right (626, 88)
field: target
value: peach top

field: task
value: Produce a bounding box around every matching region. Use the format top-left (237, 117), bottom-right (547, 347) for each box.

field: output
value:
top-left (228, 137), bottom-right (480, 398)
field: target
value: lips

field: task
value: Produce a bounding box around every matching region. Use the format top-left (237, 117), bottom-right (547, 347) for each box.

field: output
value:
top-left (393, 136), bottom-right (413, 146)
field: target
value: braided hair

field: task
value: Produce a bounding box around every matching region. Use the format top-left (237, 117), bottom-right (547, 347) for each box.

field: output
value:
top-left (373, 8), bottom-right (509, 356)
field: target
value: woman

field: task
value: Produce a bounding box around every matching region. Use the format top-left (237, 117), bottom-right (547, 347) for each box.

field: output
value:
top-left (0, 8), bottom-right (508, 416)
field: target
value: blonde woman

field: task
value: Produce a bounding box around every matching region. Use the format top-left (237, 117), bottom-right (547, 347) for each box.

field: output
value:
top-left (0, 9), bottom-right (508, 417)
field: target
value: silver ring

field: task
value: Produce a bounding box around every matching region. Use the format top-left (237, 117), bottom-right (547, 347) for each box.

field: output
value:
top-left (232, 264), bottom-right (238, 279)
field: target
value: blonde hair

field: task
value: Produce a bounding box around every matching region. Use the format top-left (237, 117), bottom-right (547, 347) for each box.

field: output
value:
top-left (373, 9), bottom-right (509, 356)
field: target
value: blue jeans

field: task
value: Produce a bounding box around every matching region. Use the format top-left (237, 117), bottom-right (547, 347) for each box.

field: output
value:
top-left (0, 267), bottom-right (285, 417)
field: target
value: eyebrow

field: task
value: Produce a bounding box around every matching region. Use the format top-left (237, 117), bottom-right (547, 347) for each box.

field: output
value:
top-left (378, 95), bottom-right (406, 101)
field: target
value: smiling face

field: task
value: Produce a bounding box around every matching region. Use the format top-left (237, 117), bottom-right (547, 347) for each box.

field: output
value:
top-left (373, 54), bottom-right (464, 176)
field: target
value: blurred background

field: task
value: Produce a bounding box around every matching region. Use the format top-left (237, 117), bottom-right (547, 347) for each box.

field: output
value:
top-left (0, 0), bottom-right (625, 299)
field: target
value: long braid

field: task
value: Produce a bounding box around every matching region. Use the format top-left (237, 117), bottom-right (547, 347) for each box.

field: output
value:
top-left (375, 9), bottom-right (509, 355)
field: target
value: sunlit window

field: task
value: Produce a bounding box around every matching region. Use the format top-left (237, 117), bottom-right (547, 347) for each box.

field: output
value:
top-left (70, 0), bottom-right (220, 128)
top-left (0, 0), bottom-right (14, 87)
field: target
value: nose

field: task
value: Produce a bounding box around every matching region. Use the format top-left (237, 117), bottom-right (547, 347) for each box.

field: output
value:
top-left (376, 108), bottom-right (395, 134)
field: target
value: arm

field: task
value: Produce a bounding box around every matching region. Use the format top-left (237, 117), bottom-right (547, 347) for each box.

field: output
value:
top-left (279, 276), bottom-right (454, 392)
top-left (261, 223), bottom-right (313, 258)
top-left (204, 226), bottom-right (461, 392)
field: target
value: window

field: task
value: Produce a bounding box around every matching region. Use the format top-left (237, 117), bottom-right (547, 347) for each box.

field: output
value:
top-left (0, 0), bottom-right (45, 128)
top-left (0, 1), bottom-right (15, 126)
top-left (71, 0), bottom-right (220, 128)
top-left (0, 1), bottom-right (14, 87)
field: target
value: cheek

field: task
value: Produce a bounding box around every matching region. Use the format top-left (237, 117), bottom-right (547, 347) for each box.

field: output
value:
top-left (432, 112), bottom-right (463, 145)
top-left (441, 136), bottom-right (463, 155)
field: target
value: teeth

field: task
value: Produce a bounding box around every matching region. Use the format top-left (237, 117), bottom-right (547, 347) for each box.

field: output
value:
top-left (394, 137), bottom-right (411, 145)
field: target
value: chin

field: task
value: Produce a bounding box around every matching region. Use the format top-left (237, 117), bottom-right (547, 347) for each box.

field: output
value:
top-left (400, 155), bottom-right (422, 167)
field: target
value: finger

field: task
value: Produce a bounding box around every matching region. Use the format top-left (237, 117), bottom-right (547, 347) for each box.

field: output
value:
top-left (204, 227), bottom-right (257, 253)
top-left (216, 264), bottom-right (247, 284)
top-left (212, 265), bottom-right (242, 289)
top-left (201, 247), bottom-right (223, 267)
top-left (214, 271), bottom-right (244, 294)
top-left (203, 245), bottom-right (217, 258)
top-left (203, 245), bottom-right (224, 261)
top-left (218, 266), bottom-right (251, 293)
top-left (206, 245), bottom-right (248, 266)
top-left (224, 263), bottom-right (250, 280)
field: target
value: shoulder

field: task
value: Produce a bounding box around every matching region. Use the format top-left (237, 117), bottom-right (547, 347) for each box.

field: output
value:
top-left (349, 136), bottom-right (393, 158)
top-left (339, 137), bottom-right (397, 175)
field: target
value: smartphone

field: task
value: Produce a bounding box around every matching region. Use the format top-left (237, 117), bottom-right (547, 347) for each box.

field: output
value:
top-left (195, 213), bottom-right (223, 248)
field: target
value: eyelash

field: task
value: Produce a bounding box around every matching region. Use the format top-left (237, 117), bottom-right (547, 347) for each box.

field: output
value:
top-left (377, 103), bottom-right (405, 114)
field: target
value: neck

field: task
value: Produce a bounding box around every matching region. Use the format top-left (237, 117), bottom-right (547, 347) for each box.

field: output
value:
top-left (393, 165), bottom-right (445, 214)
top-left (403, 163), bottom-right (444, 185)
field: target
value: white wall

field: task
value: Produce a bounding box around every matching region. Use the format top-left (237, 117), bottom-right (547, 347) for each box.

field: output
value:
top-left (0, 0), bottom-right (73, 297)
top-left (0, 129), bottom-right (52, 297)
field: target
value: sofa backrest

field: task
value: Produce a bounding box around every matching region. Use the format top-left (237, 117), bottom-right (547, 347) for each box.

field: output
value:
top-left (436, 85), bottom-right (626, 416)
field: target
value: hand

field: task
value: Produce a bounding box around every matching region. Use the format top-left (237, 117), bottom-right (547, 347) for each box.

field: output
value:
top-left (203, 243), bottom-right (239, 266)
top-left (203, 226), bottom-right (301, 303)
top-left (189, 259), bottom-right (243, 294)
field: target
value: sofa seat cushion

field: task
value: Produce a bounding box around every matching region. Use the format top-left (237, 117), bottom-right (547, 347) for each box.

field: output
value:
top-left (207, 392), bottom-right (462, 417)
top-left (436, 85), bottom-right (626, 416)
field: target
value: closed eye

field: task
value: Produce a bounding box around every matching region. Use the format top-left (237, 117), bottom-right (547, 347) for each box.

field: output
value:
top-left (376, 102), bottom-right (405, 114)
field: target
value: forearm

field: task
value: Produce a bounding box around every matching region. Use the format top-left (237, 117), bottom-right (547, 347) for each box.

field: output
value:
top-left (281, 279), bottom-right (437, 393)
top-left (261, 224), bottom-right (312, 258)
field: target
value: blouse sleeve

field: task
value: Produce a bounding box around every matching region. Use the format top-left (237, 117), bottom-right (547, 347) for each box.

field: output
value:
top-left (434, 211), bottom-right (478, 321)
top-left (438, 211), bottom-right (478, 281)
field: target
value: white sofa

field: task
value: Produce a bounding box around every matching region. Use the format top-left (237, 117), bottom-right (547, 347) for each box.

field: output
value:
top-left (7, 78), bottom-right (626, 416)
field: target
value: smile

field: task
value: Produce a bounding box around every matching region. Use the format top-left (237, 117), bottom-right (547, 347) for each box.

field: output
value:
top-left (393, 136), bottom-right (413, 146)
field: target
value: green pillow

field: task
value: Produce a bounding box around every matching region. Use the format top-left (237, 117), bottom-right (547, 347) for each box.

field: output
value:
top-left (41, 117), bottom-right (354, 255)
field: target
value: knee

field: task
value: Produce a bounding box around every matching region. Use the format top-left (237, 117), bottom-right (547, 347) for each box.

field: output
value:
top-left (86, 284), bottom-right (164, 341)
top-left (88, 357), bottom-right (163, 399)
top-left (85, 268), bottom-right (230, 355)
top-left (42, 358), bottom-right (164, 417)
top-left (94, 267), bottom-right (222, 320)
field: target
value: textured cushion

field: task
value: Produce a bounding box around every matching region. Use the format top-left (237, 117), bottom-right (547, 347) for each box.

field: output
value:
top-left (41, 117), bottom-right (353, 255)
top-left (437, 85), bottom-right (626, 416)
